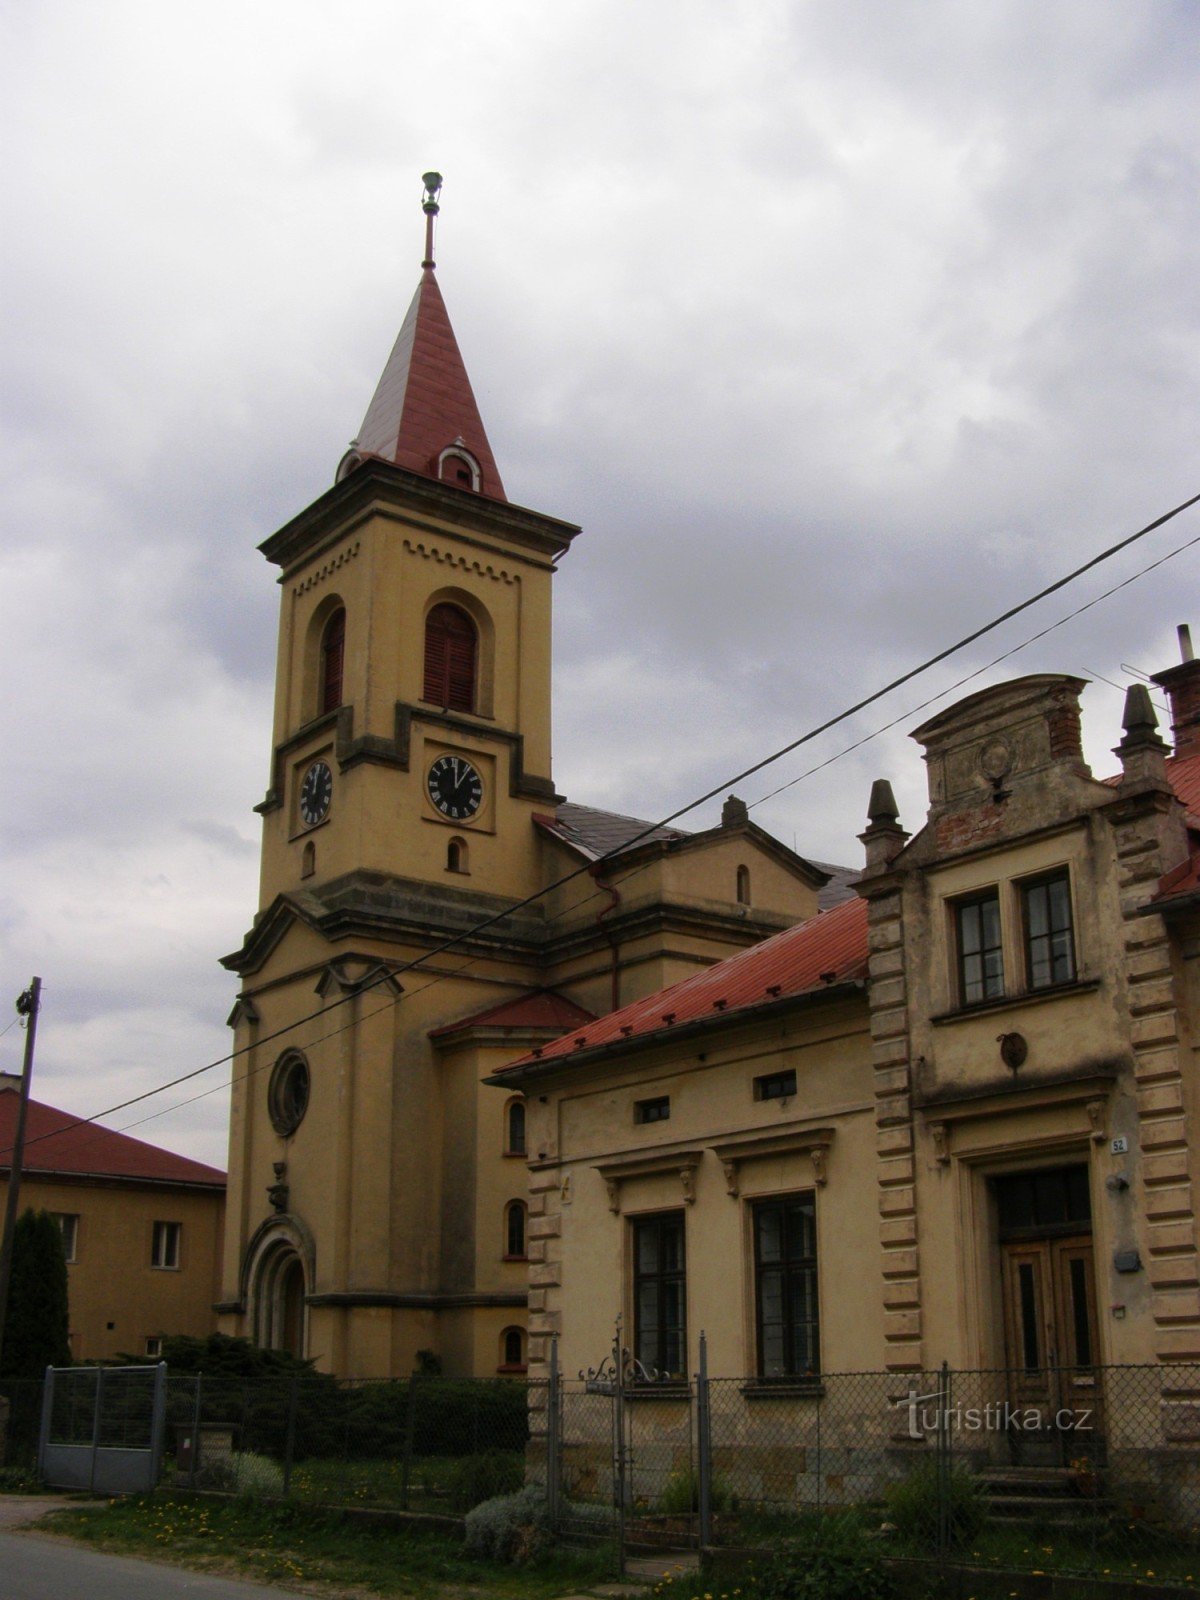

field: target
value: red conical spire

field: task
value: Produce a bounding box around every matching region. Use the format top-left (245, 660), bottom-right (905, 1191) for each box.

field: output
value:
top-left (352, 174), bottom-right (506, 501)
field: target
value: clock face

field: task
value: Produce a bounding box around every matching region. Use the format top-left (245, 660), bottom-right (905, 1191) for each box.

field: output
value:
top-left (427, 754), bottom-right (484, 821)
top-left (299, 760), bottom-right (333, 827)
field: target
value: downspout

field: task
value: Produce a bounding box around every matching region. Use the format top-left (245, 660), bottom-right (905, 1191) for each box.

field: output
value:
top-left (590, 862), bottom-right (623, 1012)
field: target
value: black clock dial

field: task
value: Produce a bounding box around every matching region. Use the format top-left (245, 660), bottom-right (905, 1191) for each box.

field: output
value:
top-left (299, 760), bottom-right (333, 827)
top-left (427, 754), bottom-right (483, 820)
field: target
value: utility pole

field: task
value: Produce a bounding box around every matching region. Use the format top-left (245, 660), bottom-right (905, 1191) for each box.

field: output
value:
top-left (0, 977), bottom-right (42, 1359)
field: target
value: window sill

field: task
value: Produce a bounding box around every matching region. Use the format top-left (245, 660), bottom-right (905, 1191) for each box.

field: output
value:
top-left (502, 1254), bottom-right (528, 1264)
top-left (626, 1382), bottom-right (690, 1400)
top-left (740, 1380), bottom-right (825, 1400)
top-left (502, 1150), bottom-right (527, 1160)
top-left (496, 1364), bottom-right (527, 1376)
top-left (151, 1265), bottom-right (181, 1273)
top-left (931, 977), bottom-right (1099, 1026)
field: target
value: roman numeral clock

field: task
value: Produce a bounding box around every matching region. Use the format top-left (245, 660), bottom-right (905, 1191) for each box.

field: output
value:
top-left (426, 754), bottom-right (483, 822)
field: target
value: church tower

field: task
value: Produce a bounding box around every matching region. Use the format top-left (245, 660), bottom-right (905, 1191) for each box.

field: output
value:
top-left (219, 177), bottom-right (844, 1379)
top-left (218, 177), bottom-right (581, 1378)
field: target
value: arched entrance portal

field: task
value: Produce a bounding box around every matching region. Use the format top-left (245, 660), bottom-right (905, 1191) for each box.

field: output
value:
top-left (253, 1240), bottom-right (308, 1359)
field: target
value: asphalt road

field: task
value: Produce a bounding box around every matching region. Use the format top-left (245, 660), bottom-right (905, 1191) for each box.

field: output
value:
top-left (0, 1532), bottom-right (314, 1599)
top-left (0, 1506), bottom-right (312, 1600)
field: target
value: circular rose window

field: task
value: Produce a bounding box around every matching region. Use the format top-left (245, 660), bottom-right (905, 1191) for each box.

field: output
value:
top-left (268, 1052), bottom-right (310, 1136)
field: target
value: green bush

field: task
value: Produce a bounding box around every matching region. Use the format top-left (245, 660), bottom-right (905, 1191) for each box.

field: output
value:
top-left (201, 1450), bottom-right (286, 1498)
top-left (446, 1449), bottom-right (524, 1510)
top-left (756, 1517), bottom-right (894, 1600)
top-left (885, 1460), bottom-right (985, 1548)
top-left (657, 1464), bottom-right (731, 1515)
top-left (462, 1483), bottom-right (550, 1564)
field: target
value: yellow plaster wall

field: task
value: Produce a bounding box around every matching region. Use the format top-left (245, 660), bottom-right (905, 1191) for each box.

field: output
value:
top-left (3, 1176), bottom-right (223, 1363)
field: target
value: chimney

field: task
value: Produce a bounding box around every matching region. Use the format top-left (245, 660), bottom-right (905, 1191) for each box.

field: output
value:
top-left (1151, 624), bottom-right (1200, 761)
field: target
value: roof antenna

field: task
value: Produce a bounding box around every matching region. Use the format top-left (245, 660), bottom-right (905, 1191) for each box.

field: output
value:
top-left (421, 171), bottom-right (442, 270)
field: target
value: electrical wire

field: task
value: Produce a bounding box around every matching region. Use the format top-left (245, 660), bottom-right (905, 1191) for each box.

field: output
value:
top-left (4, 485), bottom-right (1199, 1163)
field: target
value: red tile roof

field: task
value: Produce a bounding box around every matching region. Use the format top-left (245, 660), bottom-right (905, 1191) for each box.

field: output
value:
top-left (431, 989), bottom-right (596, 1040)
top-left (355, 268), bottom-right (506, 500)
top-left (1167, 752), bottom-right (1200, 824)
top-left (497, 894), bottom-right (869, 1077)
top-left (0, 1080), bottom-right (225, 1188)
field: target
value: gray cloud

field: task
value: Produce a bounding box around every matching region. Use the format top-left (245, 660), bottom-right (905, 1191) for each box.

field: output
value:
top-left (2, 0), bottom-right (1197, 1166)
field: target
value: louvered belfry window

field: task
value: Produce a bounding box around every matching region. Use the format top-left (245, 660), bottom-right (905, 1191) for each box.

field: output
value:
top-left (424, 603), bottom-right (477, 712)
top-left (320, 608), bottom-right (346, 714)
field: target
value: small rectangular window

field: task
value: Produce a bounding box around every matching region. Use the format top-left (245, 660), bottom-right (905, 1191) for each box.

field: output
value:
top-left (145, 1337), bottom-right (163, 1358)
top-left (152, 1221), bottom-right (181, 1270)
top-left (956, 891), bottom-right (1004, 1005)
top-left (635, 1096), bottom-right (670, 1125)
top-left (1022, 872), bottom-right (1076, 990)
top-left (52, 1213), bottom-right (79, 1264)
top-left (754, 1069), bottom-right (796, 1102)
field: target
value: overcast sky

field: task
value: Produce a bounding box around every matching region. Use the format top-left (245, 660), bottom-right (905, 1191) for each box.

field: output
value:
top-left (2, 1), bottom-right (1198, 1169)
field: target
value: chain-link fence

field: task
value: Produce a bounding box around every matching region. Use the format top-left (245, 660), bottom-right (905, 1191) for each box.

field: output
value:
top-left (540, 1346), bottom-right (1200, 1587)
top-left (8, 1356), bottom-right (1200, 1585)
top-left (155, 1372), bottom-right (532, 1512)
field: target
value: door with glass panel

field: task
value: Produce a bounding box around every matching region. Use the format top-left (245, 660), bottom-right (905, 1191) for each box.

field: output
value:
top-left (996, 1166), bottom-right (1103, 1463)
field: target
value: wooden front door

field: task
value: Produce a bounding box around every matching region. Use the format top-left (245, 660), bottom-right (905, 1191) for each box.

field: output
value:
top-left (996, 1168), bottom-right (1104, 1463)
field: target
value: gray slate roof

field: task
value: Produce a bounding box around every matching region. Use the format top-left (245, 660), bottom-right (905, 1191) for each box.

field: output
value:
top-left (549, 802), bottom-right (858, 910)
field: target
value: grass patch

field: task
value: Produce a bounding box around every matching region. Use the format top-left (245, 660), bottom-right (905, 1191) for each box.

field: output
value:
top-left (44, 1493), bottom-right (618, 1598)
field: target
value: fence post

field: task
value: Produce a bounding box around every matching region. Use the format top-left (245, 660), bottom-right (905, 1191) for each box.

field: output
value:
top-left (87, 1368), bottom-right (104, 1495)
top-left (149, 1362), bottom-right (169, 1489)
top-left (815, 1381), bottom-right (823, 1515)
top-left (696, 1331), bottom-right (713, 1547)
top-left (546, 1338), bottom-right (561, 1525)
top-left (36, 1365), bottom-right (54, 1479)
top-left (282, 1373), bottom-right (299, 1498)
top-left (188, 1373), bottom-right (203, 1489)
top-left (400, 1373), bottom-right (417, 1512)
top-left (935, 1360), bottom-right (951, 1554)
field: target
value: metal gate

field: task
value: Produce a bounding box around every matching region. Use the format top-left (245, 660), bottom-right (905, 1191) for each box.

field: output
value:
top-left (550, 1324), bottom-right (707, 1563)
top-left (39, 1363), bottom-right (168, 1492)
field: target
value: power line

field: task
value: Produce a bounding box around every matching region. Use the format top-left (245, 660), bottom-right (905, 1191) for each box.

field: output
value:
top-left (5, 485), bottom-right (1199, 1163)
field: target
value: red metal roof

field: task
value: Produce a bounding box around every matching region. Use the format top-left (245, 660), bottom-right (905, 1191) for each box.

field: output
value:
top-left (431, 989), bottom-right (596, 1040)
top-left (355, 268), bottom-right (506, 501)
top-left (0, 1079), bottom-right (225, 1188)
top-left (499, 895), bottom-right (869, 1075)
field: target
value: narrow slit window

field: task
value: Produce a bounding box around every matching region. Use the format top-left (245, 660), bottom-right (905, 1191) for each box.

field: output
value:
top-left (506, 1099), bottom-right (526, 1155)
top-left (505, 1201), bottom-right (527, 1259)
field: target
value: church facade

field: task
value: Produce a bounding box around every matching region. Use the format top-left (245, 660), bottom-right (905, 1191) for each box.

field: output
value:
top-left (216, 177), bottom-right (836, 1378)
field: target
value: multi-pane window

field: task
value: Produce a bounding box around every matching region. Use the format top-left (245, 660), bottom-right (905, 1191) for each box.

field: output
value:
top-left (151, 1221), bottom-right (181, 1270)
top-left (52, 1212), bottom-right (79, 1263)
top-left (423, 603), bottom-right (477, 713)
top-left (754, 1069), bottom-right (796, 1102)
top-left (505, 1099), bottom-right (526, 1155)
top-left (956, 891), bottom-right (1004, 1005)
top-left (635, 1096), bottom-right (670, 1125)
top-left (754, 1194), bottom-right (819, 1379)
top-left (633, 1212), bottom-right (686, 1378)
top-left (1023, 873), bottom-right (1076, 990)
